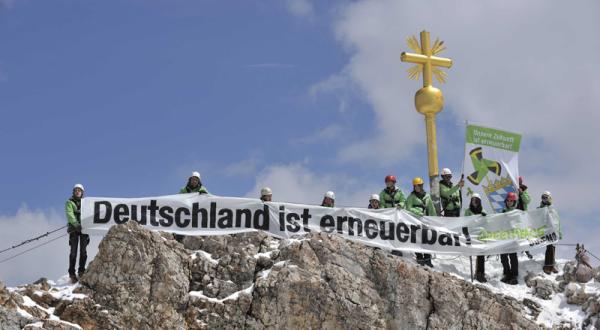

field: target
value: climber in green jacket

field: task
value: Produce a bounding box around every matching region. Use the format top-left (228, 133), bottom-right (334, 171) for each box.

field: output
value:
top-left (439, 168), bottom-right (464, 217)
top-left (179, 171), bottom-right (209, 194)
top-left (405, 177), bottom-right (437, 268)
top-left (500, 192), bottom-right (519, 285)
top-left (405, 177), bottom-right (437, 218)
top-left (464, 193), bottom-right (488, 283)
top-left (66, 183), bottom-right (90, 284)
top-left (539, 191), bottom-right (558, 274)
top-left (516, 176), bottom-right (531, 211)
top-left (379, 175), bottom-right (406, 209)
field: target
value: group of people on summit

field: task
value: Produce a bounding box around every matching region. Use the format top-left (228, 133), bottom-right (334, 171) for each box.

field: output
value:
top-left (65, 169), bottom-right (556, 286)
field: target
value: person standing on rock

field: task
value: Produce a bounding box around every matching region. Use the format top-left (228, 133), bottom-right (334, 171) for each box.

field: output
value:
top-left (464, 193), bottom-right (488, 282)
top-left (405, 177), bottom-right (437, 267)
top-left (539, 191), bottom-right (558, 274)
top-left (379, 175), bottom-right (406, 209)
top-left (66, 183), bottom-right (89, 284)
top-left (175, 171), bottom-right (209, 243)
top-left (322, 191), bottom-right (335, 207)
top-left (368, 194), bottom-right (380, 209)
top-left (180, 171), bottom-right (209, 194)
top-left (439, 168), bottom-right (464, 217)
top-left (500, 192), bottom-right (519, 285)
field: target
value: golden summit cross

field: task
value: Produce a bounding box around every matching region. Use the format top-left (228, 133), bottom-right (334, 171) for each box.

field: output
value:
top-left (400, 30), bottom-right (453, 212)
top-left (400, 31), bottom-right (453, 87)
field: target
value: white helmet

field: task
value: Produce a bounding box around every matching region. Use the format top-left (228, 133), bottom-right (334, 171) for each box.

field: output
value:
top-left (191, 171), bottom-right (201, 180)
top-left (73, 183), bottom-right (85, 192)
top-left (370, 194), bottom-right (380, 202)
top-left (324, 191), bottom-right (335, 200)
top-left (542, 191), bottom-right (552, 197)
top-left (441, 168), bottom-right (452, 176)
top-left (471, 193), bottom-right (481, 200)
top-left (261, 187), bottom-right (272, 197)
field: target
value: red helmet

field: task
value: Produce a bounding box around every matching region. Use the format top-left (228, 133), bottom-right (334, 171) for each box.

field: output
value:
top-left (385, 175), bottom-right (397, 183)
top-left (506, 192), bottom-right (518, 202)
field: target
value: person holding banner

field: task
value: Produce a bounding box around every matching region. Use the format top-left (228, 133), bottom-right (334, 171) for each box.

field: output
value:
top-left (464, 193), bottom-right (488, 282)
top-left (539, 191), bottom-right (558, 274)
top-left (405, 177), bottom-right (437, 267)
top-left (439, 168), bottom-right (464, 217)
top-left (175, 171), bottom-right (209, 242)
top-left (260, 187), bottom-right (273, 202)
top-left (322, 191), bottom-right (335, 207)
top-left (500, 192), bottom-right (519, 285)
top-left (179, 171), bottom-right (209, 194)
top-left (379, 175), bottom-right (406, 209)
top-left (517, 176), bottom-right (531, 211)
top-left (66, 183), bottom-right (90, 284)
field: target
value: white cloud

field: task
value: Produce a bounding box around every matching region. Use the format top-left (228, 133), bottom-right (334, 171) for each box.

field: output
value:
top-left (285, 0), bottom-right (314, 21)
top-left (0, 206), bottom-right (103, 286)
top-left (313, 0), bottom-right (600, 214)
top-left (245, 163), bottom-right (380, 207)
top-left (292, 123), bottom-right (344, 145)
top-left (221, 156), bottom-right (261, 178)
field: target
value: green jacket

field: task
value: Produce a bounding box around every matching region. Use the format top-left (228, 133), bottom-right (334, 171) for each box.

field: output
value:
top-left (405, 191), bottom-right (437, 217)
top-left (464, 206), bottom-right (487, 216)
top-left (379, 187), bottom-right (406, 209)
top-left (502, 204), bottom-right (517, 213)
top-left (439, 180), bottom-right (461, 211)
top-left (517, 190), bottom-right (531, 211)
top-left (179, 185), bottom-right (209, 194)
top-left (65, 198), bottom-right (81, 227)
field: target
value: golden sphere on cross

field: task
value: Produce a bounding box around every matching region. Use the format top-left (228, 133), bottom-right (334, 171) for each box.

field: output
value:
top-left (415, 86), bottom-right (444, 116)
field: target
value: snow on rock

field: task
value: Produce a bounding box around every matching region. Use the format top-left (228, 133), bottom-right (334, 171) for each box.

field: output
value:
top-left (3, 222), bottom-right (600, 329)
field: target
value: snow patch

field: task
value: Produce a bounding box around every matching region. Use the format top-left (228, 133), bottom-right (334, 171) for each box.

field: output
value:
top-left (189, 285), bottom-right (255, 304)
top-left (432, 252), bottom-right (592, 328)
top-left (194, 250), bottom-right (219, 265)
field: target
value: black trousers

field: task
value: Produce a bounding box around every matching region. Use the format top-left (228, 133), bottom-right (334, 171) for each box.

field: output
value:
top-left (500, 253), bottom-right (518, 277)
top-left (475, 256), bottom-right (485, 274)
top-left (69, 232), bottom-right (90, 275)
top-left (544, 244), bottom-right (555, 267)
top-left (415, 253), bottom-right (432, 263)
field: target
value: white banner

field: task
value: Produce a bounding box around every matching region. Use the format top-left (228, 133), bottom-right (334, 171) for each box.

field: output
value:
top-left (462, 124), bottom-right (522, 214)
top-left (81, 194), bottom-right (561, 256)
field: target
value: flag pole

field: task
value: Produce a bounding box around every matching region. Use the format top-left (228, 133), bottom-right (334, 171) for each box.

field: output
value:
top-left (461, 120), bottom-right (474, 283)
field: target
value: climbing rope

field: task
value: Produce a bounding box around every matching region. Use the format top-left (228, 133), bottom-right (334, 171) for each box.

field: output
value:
top-left (0, 233), bottom-right (68, 265)
top-left (0, 225), bottom-right (67, 255)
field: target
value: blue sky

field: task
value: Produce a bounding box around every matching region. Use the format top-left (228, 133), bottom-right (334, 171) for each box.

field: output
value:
top-left (1, 0), bottom-right (599, 285)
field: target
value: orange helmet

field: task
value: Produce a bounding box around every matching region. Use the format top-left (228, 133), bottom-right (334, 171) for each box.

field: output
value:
top-left (385, 175), bottom-right (397, 183)
top-left (506, 192), bottom-right (518, 202)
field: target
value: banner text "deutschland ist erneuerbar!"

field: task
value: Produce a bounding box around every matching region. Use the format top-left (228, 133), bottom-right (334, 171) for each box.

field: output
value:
top-left (81, 194), bottom-right (561, 256)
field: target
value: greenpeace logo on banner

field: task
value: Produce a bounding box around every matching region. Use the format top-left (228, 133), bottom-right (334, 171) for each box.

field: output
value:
top-left (82, 194), bottom-right (561, 256)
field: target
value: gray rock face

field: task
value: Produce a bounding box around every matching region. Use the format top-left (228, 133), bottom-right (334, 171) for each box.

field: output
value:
top-left (185, 233), bottom-right (542, 329)
top-left (2, 223), bottom-right (548, 329)
top-left (79, 221), bottom-right (191, 330)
